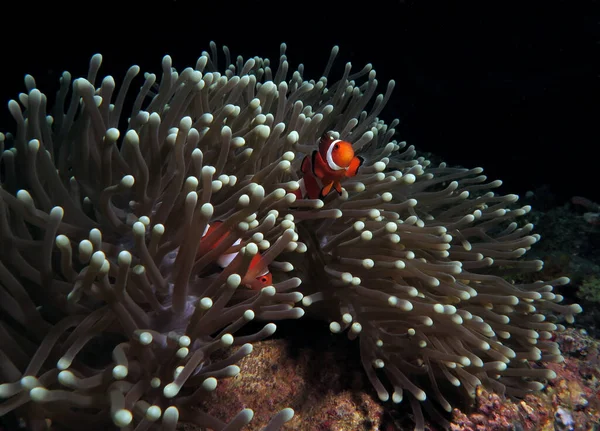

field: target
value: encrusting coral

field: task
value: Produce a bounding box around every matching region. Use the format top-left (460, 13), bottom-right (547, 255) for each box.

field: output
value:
top-left (0, 42), bottom-right (582, 430)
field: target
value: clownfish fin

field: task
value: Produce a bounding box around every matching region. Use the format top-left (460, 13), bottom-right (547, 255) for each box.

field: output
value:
top-left (320, 181), bottom-right (334, 198)
top-left (312, 150), bottom-right (329, 179)
top-left (292, 188), bottom-right (302, 202)
top-left (303, 171), bottom-right (321, 200)
top-left (333, 181), bottom-right (343, 195)
top-left (298, 155), bottom-right (321, 200)
top-left (346, 156), bottom-right (364, 177)
top-left (301, 154), bottom-right (311, 175)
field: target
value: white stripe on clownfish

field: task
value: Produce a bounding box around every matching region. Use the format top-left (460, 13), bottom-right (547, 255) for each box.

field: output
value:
top-left (216, 238), bottom-right (242, 268)
top-left (326, 139), bottom-right (345, 171)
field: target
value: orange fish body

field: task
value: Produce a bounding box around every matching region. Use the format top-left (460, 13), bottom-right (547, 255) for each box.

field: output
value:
top-left (244, 254), bottom-right (272, 290)
top-left (199, 221), bottom-right (272, 290)
top-left (296, 133), bottom-right (363, 200)
top-left (200, 222), bottom-right (229, 256)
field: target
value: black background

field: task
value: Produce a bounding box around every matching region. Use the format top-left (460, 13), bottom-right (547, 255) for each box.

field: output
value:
top-left (1, 0), bottom-right (598, 206)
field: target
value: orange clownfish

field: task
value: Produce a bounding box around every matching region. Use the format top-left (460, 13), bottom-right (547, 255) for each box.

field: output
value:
top-left (199, 221), bottom-right (272, 290)
top-left (295, 133), bottom-right (363, 200)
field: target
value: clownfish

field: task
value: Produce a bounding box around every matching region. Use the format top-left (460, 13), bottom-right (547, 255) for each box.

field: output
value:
top-left (295, 132), bottom-right (363, 200)
top-left (199, 221), bottom-right (272, 290)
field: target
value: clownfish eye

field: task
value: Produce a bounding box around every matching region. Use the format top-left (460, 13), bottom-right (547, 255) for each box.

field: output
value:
top-left (334, 144), bottom-right (340, 150)
top-left (261, 277), bottom-right (268, 283)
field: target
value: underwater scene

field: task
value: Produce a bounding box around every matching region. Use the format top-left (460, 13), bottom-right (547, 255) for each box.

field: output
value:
top-left (0, 1), bottom-right (597, 430)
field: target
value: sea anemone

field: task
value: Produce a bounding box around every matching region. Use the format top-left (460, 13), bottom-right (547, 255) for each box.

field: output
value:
top-left (0, 42), bottom-right (581, 430)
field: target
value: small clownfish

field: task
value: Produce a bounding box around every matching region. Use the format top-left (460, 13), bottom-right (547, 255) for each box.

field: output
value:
top-left (295, 133), bottom-right (363, 200)
top-left (199, 221), bottom-right (273, 290)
